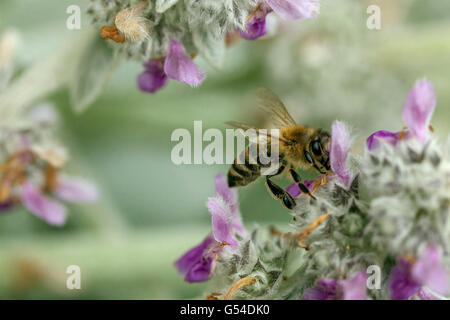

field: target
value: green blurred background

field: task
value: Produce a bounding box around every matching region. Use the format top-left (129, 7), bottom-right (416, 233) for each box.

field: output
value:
top-left (0, 0), bottom-right (449, 299)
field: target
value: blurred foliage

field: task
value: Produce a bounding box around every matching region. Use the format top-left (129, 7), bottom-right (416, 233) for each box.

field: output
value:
top-left (0, 0), bottom-right (450, 299)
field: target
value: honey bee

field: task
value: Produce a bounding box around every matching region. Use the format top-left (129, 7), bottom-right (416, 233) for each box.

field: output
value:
top-left (227, 88), bottom-right (331, 210)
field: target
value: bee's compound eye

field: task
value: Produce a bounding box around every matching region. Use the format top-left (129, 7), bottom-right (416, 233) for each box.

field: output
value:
top-left (311, 141), bottom-right (322, 156)
top-left (304, 151), bottom-right (313, 164)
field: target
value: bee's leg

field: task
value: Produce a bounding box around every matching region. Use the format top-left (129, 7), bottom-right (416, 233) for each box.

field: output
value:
top-left (264, 165), bottom-right (296, 210)
top-left (266, 177), bottom-right (296, 210)
top-left (288, 168), bottom-right (317, 200)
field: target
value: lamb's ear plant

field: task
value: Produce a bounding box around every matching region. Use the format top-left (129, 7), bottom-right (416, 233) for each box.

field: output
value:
top-left (175, 79), bottom-right (450, 300)
top-left (87, 0), bottom-right (320, 93)
top-left (0, 30), bottom-right (99, 226)
top-left (0, 1), bottom-right (320, 115)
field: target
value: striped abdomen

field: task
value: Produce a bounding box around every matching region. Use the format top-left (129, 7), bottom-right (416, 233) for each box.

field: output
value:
top-left (227, 145), bottom-right (275, 187)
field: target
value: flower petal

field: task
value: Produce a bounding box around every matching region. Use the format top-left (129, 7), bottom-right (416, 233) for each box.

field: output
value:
top-left (412, 247), bottom-right (449, 295)
top-left (402, 79), bottom-right (436, 142)
top-left (21, 182), bottom-right (67, 226)
top-left (214, 174), bottom-right (245, 234)
top-left (339, 272), bottom-right (367, 300)
top-left (330, 121), bottom-right (351, 188)
top-left (164, 40), bottom-right (205, 86)
top-left (266, 0), bottom-right (319, 20)
top-left (303, 279), bottom-right (338, 300)
top-left (137, 59), bottom-right (168, 93)
top-left (0, 199), bottom-right (14, 212)
top-left (174, 234), bottom-right (215, 276)
top-left (286, 180), bottom-right (314, 198)
top-left (389, 258), bottom-right (421, 300)
top-left (54, 175), bottom-right (99, 203)
top-left (207, 197), bottom-right (237, 249)
top-left (239, 9), bottom-right (268, 40)
top-left (417, 288), bottom-right (440, 300)
top-left (366, 130), bottom-right (400, 151)
top-left (214, 174), bottom-right (238, 211)
top-left (184, 256), bottom-right (214, 283)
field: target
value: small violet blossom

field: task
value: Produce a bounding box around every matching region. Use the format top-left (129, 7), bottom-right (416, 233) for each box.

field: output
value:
top-left (303, 272), bottom-right (367, 300)
top-left (21, 176), bottom-right (99, 226)
top-left (389, 246), bottom-right (449, 300)
top-left (402, 79), bottom-right (436, 142)
top-left (240, 0), bottom-right (319, 40)
top-left (138, 40), bottom-right (205, 94)
top-left (330, 121), bottom-right (352, 189)
top-left (175, 174), bottom-right (244, 283)
top-left (366, 130), bottom-right (400, 151)
top-left (239, 4), bottom-right (271, 40)
top-left (137, 59), bottom-right (167, 93)
top-left (0, 199), bottom-right (14, 213)
top-left (367, 79), bottom-right (436, 150)
top-left (0, 143), bottom-right (99, 226)
top-left (266, 0), bottom-right (319, 20)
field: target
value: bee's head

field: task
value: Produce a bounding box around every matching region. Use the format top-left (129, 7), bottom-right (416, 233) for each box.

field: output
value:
top-left (304, 130), bottom-right (331, 174)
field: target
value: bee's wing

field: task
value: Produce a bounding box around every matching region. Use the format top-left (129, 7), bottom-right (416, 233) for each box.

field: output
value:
top-left (226, 121), bottom-right (282, 171)
top-left (225, 121), bottom-right (256, 132)
top-left (225, 121), bottom-right (288, 145)
top-left (255, 88), bottom-right (297, 127)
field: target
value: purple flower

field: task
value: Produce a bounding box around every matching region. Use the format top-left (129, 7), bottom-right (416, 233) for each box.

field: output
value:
top-left (239, 0), bottom-right (319, 40)
top-left (303, 279), bottom-right (337, 300)
top-left (214, 173), bottom-right (238, 213)
top-left (239, 5), bottom-right (271, 40)
top-left (214, 173), bottom-right (244, 234)
top-left (389, 247), bottom-right (449, 300)
top-left (339, 272), bottom-right (368, 300)
top-left (18, 176), bottom-right (99, 226)
top-left (208, 197), bottom-right (238, 249)
top-left (286, 179), bottom-right (314, 198)
top-left (0, 199), bottom-right (15, 213)
top-left (21, 182), bottom-right (67, 226)
top-left (402, 79), bottom-right (436, 142)
top-left (175, 174), bottom-right (245, 283)
top-left (330, 121), bottom-right (352, 188)
top-left (137, 59), bottom-right (168, 93)
top-left (366, 130), bottom-right (401, 151)
top-left (174, 234), bottom-right (216, 283)
top-left (304, 272), bottom-right (367, 300)
top-left (265, 0), bottom-right (319, 20)
top-left (137, 41), bottom-right (205, 92)
top-left (53, 175), bottom-right (99, 203)
top-left (366, 79), bottom-right (437, 150)
top-left (164, 40), bottom-right (205, 86)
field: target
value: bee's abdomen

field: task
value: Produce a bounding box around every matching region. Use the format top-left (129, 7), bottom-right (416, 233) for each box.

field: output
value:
top-left (227, 146), bottom-right (265, 187)
top-left (228, 163), bottom-right (260, 187)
